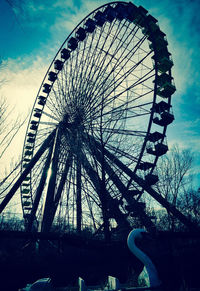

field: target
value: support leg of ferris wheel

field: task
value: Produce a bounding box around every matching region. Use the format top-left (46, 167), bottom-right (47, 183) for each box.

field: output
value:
top-left (0, 129), bottom-right (56, 214)
top-left (88, 140), bottom-right (156, 231)
top-left (40, 129), bottom-right (60, 233)
top-left (94, 138), bottom-right (199, 232)
top-left (26, 142), bottom-right (54, 231)
top-left (36, 154), bottom-right (73, 233)
top-left (79, 149), bottom-right (131, 239)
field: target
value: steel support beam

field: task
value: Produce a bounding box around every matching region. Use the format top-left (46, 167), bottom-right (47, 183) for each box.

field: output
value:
top-left (41, 130), bottom-right (60, 232)
top-left (84, 134), bottom-right (156, 230)
top-left (76, 159), bottom-right (82, 233)
top-left (99, 143), bottom-right (199, 231)
top-left (0, 129), bottom-right (56, 213)
top-left (26, 143), bottom-right (54, 231)
top-left (79, 150), bottom-right (131, 238)
top-left (79, 150), bottom-right (110, 241)
top-left (92, 147), bottom-right (156, 231)
top-left (45, 153), bottom-right (73, 232)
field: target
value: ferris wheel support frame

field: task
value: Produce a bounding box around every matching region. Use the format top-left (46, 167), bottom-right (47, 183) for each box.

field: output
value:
top-left (86, 136), bottom-right (156, 231)
top-left (0, 130), bottom-right (198, 232)
top-left (40, 129), bottom-right (61, 232)
top-left (26, 143), bottom-right (54, 231)
top-left (37, 154), bottom-right (73, 233)
top-left (78, 149), bottom-right (131, 237)
top-left (95, 149), bottom-right (156, 230)
top-left (0, 130), bottom-right (56, 214)
top-left (98, 142), bottom-right (199, 231)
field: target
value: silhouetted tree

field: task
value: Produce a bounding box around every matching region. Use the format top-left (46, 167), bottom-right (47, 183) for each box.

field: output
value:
top-left (0, 60), bottom-right (27, 212)
top-left (151, 145), bottom-right (199, 230)
top-left (0, 97), bottom-right (26, 160)
top-left (178, 187), bottom-right (200, 224)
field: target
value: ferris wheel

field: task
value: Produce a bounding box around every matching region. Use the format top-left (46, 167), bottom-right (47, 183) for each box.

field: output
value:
top-left (1, 1), bottom-right (188, 239)
top-left (20, 1), bottom-right (177, 237)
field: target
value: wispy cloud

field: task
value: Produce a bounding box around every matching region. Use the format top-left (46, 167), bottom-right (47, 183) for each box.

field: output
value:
top-left (0, 55), bottom-right (50, 166)
top-left (1, 56), bottom-right (48, 112)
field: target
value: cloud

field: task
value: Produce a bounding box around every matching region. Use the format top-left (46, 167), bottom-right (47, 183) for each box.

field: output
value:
top-left (50, 0), bottom-right (108, 38)
top-left (149, 1), bottom-right (200, 95)
top-left (0, 55), bottom-right (50, 168)
top-left (168, 117), bottom-right (200, 151)
top-left (2, 0), bottom-right (199, 175)
top-left (1, 56), bottom-right (48, 113)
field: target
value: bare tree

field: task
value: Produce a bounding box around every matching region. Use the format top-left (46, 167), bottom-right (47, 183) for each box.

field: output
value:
top-left (0, 59), bottom-right (28, 207)
top-left (156, 145), bottom-right (193, 202)
top-left (178, 187), bottom-right (200, 224)
top-left (0, 97), bottom-right (27, 160)
top-left (152, 145), bottom-right (199, 230)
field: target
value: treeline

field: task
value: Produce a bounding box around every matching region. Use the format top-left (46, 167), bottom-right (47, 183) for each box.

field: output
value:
top-left (142, 145), bottom-right (200, 231)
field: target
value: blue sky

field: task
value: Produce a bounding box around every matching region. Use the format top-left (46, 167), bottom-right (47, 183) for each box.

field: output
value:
top-left (0, 0), bottom-right (200, 187)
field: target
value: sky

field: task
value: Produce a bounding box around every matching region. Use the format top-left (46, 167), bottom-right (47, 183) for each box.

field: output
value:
top-left (0, 0), bottom-right (199, 192)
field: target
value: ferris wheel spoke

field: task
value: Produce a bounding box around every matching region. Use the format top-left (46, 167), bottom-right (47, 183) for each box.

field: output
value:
top-left (87, 90), bottom-right (153, 125)
top-left (65, 56), bottom-right (75, 104)
top-left (39, 121), bottom-right (57, 127)
top-left (71, 49), bottom-right (83, 96)
top-left (34, 128), bottom-right (56, 149)
top-left (49, 81), bottom-right (63, 111)
top-left (54, 155), bottom-right (73, 208)
top-left (91, 146), bottom-right (156, 230)
top-left (80, 24), bottom-right (137, 111)
top-left (80, 172), bottom-right (101, 208)
top-left (78, 19), bottom-right (122, 97)
top-left (85, 65), bottom-right (152, 124)
top-left (70, 49), bottom-right (88, 104)
top-left (88, 22), bottom-right (140, 96)
top-left (84, 133), bottom-right (139, 170)
top-left (44, 102), bottom-right (61, 122)
top-left (91, 97), bottom-right (153, 123)
top-left (111, 66), bottom-right (154, 93)
top-left (85, 49), bottom-right (153, 118)
top-left (88, 32), bottom-right (148, 106)
top-left (73, 28), bottom-right (98, 84)
top-left (84, 190), bottom-right (98, 230)
top-left (89, 135), bottom-right (141, 181)
top-left (100, 48), bottom-right (153, 99)
top-left (106, 144), bottom-right (140, 164)
top-left (41, 110), bottom-right (60, 122)
top-left (92, 127), bottom-right (146, 137)
top-left (48, 87), bottom-right (65, 118)
top-left (52, 80), bottom-right (67, 113)
top-left (71, 33), bottom-right (99, 100)
top-left (67, 32), bottom-right (97, 102)
top-left (79, 149), bottom-right (130, 237)
top-left (90, 41), bottom-right (151, 99)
